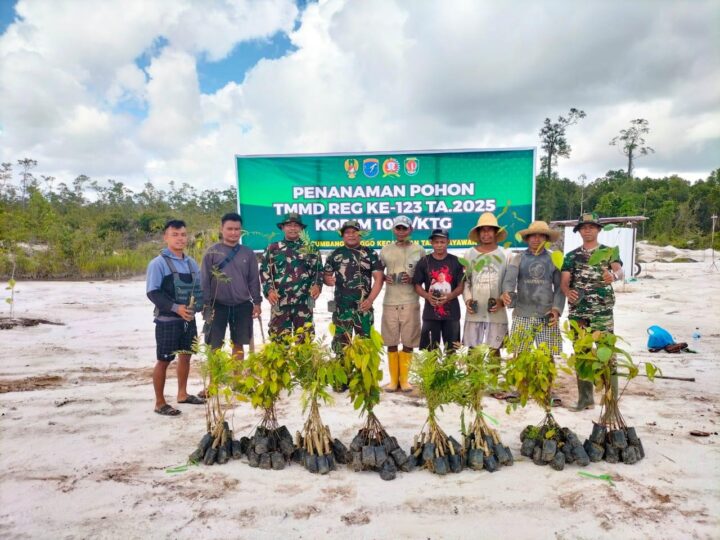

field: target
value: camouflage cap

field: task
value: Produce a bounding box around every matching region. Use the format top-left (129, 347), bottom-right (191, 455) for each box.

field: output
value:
top-left (339, 219), bottom-right (365, 235)
top-left (573, 212), bottom-right (602, 233)
top-left (277, 212), bottom-right (307, 230)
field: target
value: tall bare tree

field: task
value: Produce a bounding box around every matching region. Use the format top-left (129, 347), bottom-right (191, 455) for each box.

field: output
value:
top-left (17, 158), bottom-right (38, 205)
top-left (539, 108), bottom-right (586, 178)
top-left (609, 118), bottom-right (654, 177)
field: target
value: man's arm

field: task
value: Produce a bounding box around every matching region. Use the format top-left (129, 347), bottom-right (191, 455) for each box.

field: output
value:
top-left (200, 250), bottom-right (213, 302)
top-left (561, 270), bottom-right (578, 303)
top-left (246, 250), bottom-right (262, 316)
top-left (500, 254), bottom-right (520, 305)
top-left (360, 270), bottom-right (385, 312)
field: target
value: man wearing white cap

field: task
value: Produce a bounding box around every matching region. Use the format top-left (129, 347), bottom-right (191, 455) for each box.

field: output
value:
top-left (380, 216), bottom-right (425, 393)
top-left (462, 212), bottom-right (509, 354)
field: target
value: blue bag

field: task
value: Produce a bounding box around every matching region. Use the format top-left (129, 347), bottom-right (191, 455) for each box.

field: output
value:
top-left (647, 325), bottom-right (675, 350)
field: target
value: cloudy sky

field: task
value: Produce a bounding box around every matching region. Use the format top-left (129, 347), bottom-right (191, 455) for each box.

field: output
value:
top-left (0, 0), bottom-right (718, 192)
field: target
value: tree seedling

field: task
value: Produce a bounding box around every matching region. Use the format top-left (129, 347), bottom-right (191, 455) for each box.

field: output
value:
top-left (564, 320), bottom-right (660, 464)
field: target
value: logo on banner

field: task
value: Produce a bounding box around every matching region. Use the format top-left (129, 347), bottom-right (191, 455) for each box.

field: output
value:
top-left (344, 158), bottom-right (359, 179)
top-left (363, 158), bottom-right (380, 178)
top-left (404, 157), bottom-right (419, 176)
top-left (382, 158), bottom-right (400, 178)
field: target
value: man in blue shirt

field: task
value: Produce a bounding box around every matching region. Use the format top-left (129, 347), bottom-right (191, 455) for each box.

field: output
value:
top-left (146, 220), bottom-right (205, 416)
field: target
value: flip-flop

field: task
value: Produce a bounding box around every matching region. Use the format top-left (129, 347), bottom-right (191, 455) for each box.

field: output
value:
top-left (155, 404), bottom-right (181, 416)
top-left (178, 395), bottom-right (205, 405)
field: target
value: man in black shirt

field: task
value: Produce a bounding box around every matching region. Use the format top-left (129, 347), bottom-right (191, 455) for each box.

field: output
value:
top-left (412, 229), bottom-right (465, 351)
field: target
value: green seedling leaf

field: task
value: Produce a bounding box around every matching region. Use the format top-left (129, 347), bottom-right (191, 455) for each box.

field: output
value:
top-left (603, 224), bottom-right (616, 231)
top-left (578, 471), bottom-right (615, 486)
top-left (597, 346), bottom-right (612, 363)
top-left (458, 257), bottom-right (470, 267)
top-left (514, 232), bottom-right (523, 243)
top-left (645, 362), bottom-right (658, 381)
top-left (481, 410), bottom-right (499, 426)
top-left (545, 429), bottom-right (556, 440)
top-left (550, 250), bottom-right (564, 270)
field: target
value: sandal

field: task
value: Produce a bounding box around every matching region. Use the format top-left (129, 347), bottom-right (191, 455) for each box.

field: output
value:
top-left (178, 395), bottom-right (205, 405)
top-left (155, 404), bottom-right (181, 416)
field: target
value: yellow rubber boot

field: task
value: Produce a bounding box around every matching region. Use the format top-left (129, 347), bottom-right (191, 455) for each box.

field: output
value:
top-left (383, 351), bottom-right (399, 392)
top-left (398, 351), bottom-right (415, 393)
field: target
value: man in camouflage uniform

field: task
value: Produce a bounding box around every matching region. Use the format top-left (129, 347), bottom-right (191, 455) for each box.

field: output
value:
top-left (561, 212), bottom-right (624, 411)
top-left (323, 220), bottom-right (384, 357)
top-left (260, 212), bottom-right (323, 338)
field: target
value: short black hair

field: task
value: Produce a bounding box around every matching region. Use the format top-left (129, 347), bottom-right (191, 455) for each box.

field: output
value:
top-left (221, 212), bottom-right (243, 225)
top-left (164, 219), bottom-right (186, 231)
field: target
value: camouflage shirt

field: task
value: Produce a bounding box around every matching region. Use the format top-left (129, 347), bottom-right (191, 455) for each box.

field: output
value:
top-left (260, 239), bottom-right (323, 307)
top-left (324, 245), bottom-right (384, 304)
top-left (561, 244), bottom-right (622, 331)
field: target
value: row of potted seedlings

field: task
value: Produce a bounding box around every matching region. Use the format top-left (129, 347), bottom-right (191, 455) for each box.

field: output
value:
top-left (189, 321), bottom-right (658, 476)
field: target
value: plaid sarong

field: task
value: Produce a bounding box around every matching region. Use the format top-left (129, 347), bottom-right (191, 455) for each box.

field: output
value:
top-left (510, 315), bottom-right (561, 355)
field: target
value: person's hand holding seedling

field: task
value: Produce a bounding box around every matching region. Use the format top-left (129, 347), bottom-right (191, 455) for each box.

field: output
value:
top-left (310, 284), bottom-right (320, 299)
top-left (176, 304), bottom-right (194, 321)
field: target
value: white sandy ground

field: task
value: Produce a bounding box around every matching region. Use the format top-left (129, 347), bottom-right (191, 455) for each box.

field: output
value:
top-left (1, 243), bottom-right (719, 539)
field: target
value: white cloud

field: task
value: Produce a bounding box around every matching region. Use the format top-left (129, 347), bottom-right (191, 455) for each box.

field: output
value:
top-left (0, 0), bottom-right (718, 191)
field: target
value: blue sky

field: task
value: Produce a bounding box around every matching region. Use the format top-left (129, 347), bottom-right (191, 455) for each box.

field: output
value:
top-left (0, 0), bottom-right (302, 95)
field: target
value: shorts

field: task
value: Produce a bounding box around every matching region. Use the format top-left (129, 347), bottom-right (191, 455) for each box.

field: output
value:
top-left (510, 316), bottom-right (562, 355)
top-left (463, 321), bottom-right (508, 349)
top-left (419, 319), bottom-right (461, 351)
top-left (381, 303), bottom-right (421, 348)
top-left (155, 319), bottom-right (197, 361)
top-left (204, 302), bottom-right (253, 348)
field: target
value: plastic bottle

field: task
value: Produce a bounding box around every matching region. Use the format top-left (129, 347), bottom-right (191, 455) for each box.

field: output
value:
top-left (692, 328), bottom-right (701, 342)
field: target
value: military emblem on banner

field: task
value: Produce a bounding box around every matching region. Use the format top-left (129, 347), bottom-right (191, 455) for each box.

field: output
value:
top-left (382, 158), bottom-right (400, 178)
top-left (344, 158), bottom-right (359, 179)
top-left (363, 158), bottom-right (379, 178)
top-left (404, 157), bottom-right (419, 176)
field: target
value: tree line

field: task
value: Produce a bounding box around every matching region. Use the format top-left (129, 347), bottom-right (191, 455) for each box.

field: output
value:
top-left (1, 158), bottom-right (718, 279)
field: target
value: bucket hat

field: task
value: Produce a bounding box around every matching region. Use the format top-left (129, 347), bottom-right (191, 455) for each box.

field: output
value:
top-left (277, 212), bottom-right (307, 230)
top-left (339, 219), bottom-right (364, 235)
top-left (573, 212), bottom-right (602, 233)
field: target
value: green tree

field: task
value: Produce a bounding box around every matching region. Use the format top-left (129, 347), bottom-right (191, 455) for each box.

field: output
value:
top-left (538, 108), bottom-right (586, 179)
top-left (609, 118), bottom-right (654, 177)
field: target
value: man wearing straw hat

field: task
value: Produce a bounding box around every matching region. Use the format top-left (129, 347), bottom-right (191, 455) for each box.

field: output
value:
top-left (462, 212), bottom-right (509, 353)
top-left (260, 212), bottom-right (323, 338)
top-left (323, 219), bottom-right (385, 359)
top-left (380, 215), bottom-right (425, 394)
top-left (501, 220), bottom-right (565, 356)
top-left (560, 212), bottom-right (624, 411)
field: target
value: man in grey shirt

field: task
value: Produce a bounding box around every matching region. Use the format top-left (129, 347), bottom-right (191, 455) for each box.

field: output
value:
top-left (501, 221), bottom-right (564, 355)
top-left (201, 212), bottom-right (262, 360)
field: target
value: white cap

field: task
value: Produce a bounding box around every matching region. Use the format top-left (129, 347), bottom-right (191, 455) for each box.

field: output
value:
top-left (392, 215), bottom-right (412, 228)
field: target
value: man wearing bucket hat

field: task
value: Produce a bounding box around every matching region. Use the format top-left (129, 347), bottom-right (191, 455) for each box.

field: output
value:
top-left (413, 228), bottom-right (465, 352)
top-left (560, 212), bottom-right (624, 411)
top-left (380, 215), bottom-right (425, 393)
top-left (260, 212), bottom-right (323, 337)
top-left (462, 212), bottom-right (509, 353)
top-left (501, 221), bottom-right (565, 356)
top-left (324, 219), bottom-right (384, 362)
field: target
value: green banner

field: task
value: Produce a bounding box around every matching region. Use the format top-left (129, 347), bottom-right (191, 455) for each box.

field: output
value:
top-left (236, 148), bottom-right (535, 251)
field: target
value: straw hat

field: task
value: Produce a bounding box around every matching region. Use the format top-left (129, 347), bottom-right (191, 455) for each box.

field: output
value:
top-left (468, 212), bottom-right (507, 243)
top-left (517, 220), bottom-right (560, 242)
